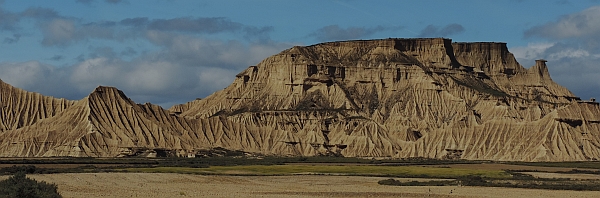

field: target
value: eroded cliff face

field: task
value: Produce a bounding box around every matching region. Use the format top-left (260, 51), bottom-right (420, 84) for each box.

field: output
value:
top-left (0, 79), bottom-right (74, 132)
top-left (176, 38), bottom-right (595, 161)
top-left (0, 38), bottom-right (598, 161)
top-left (0, 86), bottom-right (304, 157)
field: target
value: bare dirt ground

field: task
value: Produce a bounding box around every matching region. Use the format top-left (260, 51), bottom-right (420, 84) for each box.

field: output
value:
top-left (1, 173), bottom-right (599, 198)
top-left (424, 163), bottom-right (599, 172)
top-left (523, 172), bottom-right (600, 180)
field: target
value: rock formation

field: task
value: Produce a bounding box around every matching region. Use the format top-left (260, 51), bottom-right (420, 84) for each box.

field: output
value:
top-left (0, 38), bottom-right (599, 161)
top-left (0, 79), bottom-right (74, 132)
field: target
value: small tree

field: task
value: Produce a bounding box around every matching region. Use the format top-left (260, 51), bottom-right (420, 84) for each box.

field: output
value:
top-left (0, 172), bottom-right (62, 198)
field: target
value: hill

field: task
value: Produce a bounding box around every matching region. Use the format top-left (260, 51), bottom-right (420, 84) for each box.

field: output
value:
top-left (1, 38), bottom-right (599, 161)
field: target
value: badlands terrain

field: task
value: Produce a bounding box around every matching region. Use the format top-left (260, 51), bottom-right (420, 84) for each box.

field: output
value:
top-left (2, 38), bottom-right (600, 197)
top-left (1, 38), bottom-right (599, 161)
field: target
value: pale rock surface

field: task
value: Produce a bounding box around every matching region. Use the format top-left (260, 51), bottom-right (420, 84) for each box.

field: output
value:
top-left (0, 38), bottom-right (598, 161)
top-left (0, 79), bottom-right (74, 131)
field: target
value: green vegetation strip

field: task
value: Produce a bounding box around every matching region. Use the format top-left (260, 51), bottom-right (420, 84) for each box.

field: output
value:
top-left (124, 165), bottom-right (511, 179)
top-left (379, 173), bottom-right (600, 191)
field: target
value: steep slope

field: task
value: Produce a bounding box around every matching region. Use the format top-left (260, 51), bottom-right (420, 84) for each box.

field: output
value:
top-left (0, 86), bottom-right (300, 157)
top-left (2, 38), bottom-right (598, 161)
top-left (0, 79), bottom-right (74, 131)
top-left (176, 38), bottom-right (599, 161)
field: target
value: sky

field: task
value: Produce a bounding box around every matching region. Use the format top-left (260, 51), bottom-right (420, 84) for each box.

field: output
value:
top-left (0, 0), bottom-right (599, 108)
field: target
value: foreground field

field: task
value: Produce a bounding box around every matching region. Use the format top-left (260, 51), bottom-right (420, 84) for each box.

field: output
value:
top-left (2, 158), bottom-right (600, 197)
top-left (1, 173), bottom-right (599, 198)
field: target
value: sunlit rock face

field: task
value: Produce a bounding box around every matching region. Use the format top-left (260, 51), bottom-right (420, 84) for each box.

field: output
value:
top-left (1, 38), bottom-right (599, 161)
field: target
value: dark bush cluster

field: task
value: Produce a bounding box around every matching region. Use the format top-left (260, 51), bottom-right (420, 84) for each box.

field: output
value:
top-left (0, 165), bottom-right (98, 175)
top-left (0, 172), bottom-right (62, 198)
top-left (378, 178), bottom-right (457, 186)
top-left (0, 165), bottom-right (38, 175)
top-left (379, 174), bottom-right (600, 191)
top-left (0, 158), bottom-right (158, 165)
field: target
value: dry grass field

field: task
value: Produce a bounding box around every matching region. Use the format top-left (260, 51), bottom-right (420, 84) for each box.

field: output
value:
top-left (0, 173), bottom-right (599, 198)
top-left (2, 159), bottom-right (600, 197)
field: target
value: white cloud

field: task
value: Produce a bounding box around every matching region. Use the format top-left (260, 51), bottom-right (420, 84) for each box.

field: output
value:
top-left (126, 61), bottom-right (178, 93)
top-left (41, 19), bottom-right (76, 46)
top-left (0, 61), bottom-right (51, 89)
top-left (197, 67), bottom-right (236, 91)
top-left (519, 5), bottom-right (600, 100)
top-left (525, 6), bottom-right (600, 40)
top-left (512, 42), bottom-right (596, 62)
top-left (547, 48), bottom-right (590, 61)
top-left (0, 61), bottom-right (75, 98)
top-left (0, 35), bottom-right (294, 108)
top-left (70, 57), bottom-right (124, 91)
top-left (146, 31), bottom-right (293, 70)
top-left (0, 5), bottom-right (293, 107)
top-left (546, 57), bottom-right (600, 100)
top-left (511, 42), bottom-right (554, 60)
top-left (511, 41), bottom-right (600, 100)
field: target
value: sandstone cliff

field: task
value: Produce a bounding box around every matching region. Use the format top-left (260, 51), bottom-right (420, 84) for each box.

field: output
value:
top-left (174, 38), bottom-right (597, 161)
top-left (0, 38), bottom-right (598, 161)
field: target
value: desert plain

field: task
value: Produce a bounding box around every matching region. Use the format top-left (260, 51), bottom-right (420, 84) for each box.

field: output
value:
top-left (0, 173), bottom-right (598, 198)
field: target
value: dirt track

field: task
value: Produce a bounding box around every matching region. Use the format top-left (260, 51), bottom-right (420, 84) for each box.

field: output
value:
top-left (2, 173), bottom-right (599, 198)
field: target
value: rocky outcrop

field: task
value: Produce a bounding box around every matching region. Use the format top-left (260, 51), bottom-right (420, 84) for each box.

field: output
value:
top-left (1, 38), bottom-right (599, 161)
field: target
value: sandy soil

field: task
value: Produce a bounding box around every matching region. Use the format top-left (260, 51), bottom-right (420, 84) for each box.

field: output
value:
top-left (424, 163), bottom-right (599, 172)
top-left (523, 172), bottom-right (600, 180)
top-left (1, 173), bottom-right (599, 198)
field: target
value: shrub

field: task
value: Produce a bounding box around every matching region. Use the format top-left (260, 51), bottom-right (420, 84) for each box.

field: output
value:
top-left (0, 165), bottom-right (37, 175)
top-left (0, 172), bottom-right (62, 198)
top-left (457, 175), bottom-right (488, 186)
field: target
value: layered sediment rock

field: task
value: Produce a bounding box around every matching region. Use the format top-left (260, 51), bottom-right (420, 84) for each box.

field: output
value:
top-left (0, 80), bottom-right (74, 131)
top-left (0, 86), bottom-right (298, 157)
top-left (0, 38), bottom-right (598, 161)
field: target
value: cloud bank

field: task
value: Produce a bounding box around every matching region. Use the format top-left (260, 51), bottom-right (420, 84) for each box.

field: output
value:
top-left (524, 6), bottom-right (600, 41)
top-left (0, 5), bottom-right (293, 107)
top-left (516, 6), bottom-right (600, 100)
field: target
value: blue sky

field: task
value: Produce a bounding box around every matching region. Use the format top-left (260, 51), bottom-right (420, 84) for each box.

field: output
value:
top-left (0, 0), bottom-right (599, 107)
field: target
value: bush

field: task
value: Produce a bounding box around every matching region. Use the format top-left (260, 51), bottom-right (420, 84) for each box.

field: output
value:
top-left (457, 175), bottom-right (488, 186)
top-left (0, 165), bottom-right (37, 175)
top-left (377, 178), bottom-right (456, 186)
top-left (0, 172), bottom-right (62, 198)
